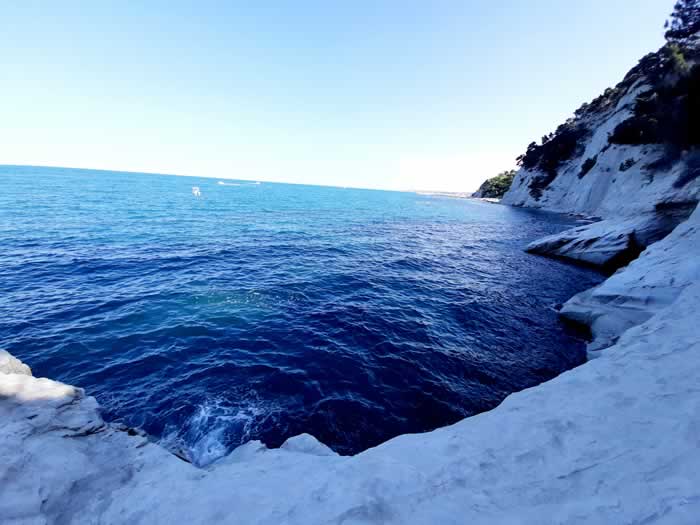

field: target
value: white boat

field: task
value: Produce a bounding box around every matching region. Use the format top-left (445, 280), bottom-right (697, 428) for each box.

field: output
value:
top-left (192, 186), bottom-right (202, 197)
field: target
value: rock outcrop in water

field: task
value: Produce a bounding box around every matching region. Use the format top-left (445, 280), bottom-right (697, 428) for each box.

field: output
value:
top-left (524, 205), bottom-right (694, 273)
top-left (559, 205), bottom-right (700, 352)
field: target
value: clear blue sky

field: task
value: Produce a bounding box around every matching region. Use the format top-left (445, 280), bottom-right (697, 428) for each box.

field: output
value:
top-left (2, 1), bottom-right (673, 191)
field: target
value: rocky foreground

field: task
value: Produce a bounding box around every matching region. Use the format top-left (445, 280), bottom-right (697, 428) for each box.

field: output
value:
top-left (2, 204), bottom-right (699, 524)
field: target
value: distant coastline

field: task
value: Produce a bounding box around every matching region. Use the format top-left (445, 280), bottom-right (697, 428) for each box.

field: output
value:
top-left (416, 190), bottom-right (502, 204)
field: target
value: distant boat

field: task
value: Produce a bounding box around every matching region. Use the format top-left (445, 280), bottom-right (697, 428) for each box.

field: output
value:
top-left (192, 186), bottom-right (202, 197)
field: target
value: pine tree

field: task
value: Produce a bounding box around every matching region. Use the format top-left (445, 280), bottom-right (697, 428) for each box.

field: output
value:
top-left (665, 0), bottom-right (700, 43)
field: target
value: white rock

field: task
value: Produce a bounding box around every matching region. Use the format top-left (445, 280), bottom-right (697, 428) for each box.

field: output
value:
top-left (0, 349), bottom-right (31, 376)
top-left (525, 209), bottom-right (692, 271)
top-left (280, 433), bottom-right (338, 456)
top-left (502, 77), bottom-right (699, 219)
top-left (560, 203), bottom-right (700, 352)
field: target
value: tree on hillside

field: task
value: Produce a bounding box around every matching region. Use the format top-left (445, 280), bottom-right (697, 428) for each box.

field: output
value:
top-left (473, 170), bottom-right (516, 199)
top-left (665, 0), bottom-right (700, 43)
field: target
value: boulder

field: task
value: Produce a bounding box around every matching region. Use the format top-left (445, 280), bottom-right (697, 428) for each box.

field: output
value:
top-left (526, 203), bottom-right (695, 272)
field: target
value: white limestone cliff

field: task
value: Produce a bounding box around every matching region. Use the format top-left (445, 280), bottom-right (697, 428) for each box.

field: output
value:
top-left (500, 47), bottom-right (698, 288)
top-left (501, 79), bottom-right (699, 218)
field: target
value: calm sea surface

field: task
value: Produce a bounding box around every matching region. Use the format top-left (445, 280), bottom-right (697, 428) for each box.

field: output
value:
top-left (0, 165), bottom-right (602, 465)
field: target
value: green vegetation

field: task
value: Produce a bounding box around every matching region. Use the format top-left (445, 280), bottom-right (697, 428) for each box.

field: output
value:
top-left (665, 0), bottom-right (700, 44)
top-left (578, 156), bottom-right (598, 178)
top-left (619, 158), bottom-right (636, 172)
top-left (666, 43), bottom-right (690, 75)
top-left (516, 123), bottom-right (589, 177)
top-left (516, 123), bottom-right (589, 200)
top-left (610, 3), bottom-right (699, 152)
top-left (510, 2), bottom-right (699, 200)
top-left (609, 57), bottom-right (699, 149)
top-left (474, 170), bottom-right (516, 199)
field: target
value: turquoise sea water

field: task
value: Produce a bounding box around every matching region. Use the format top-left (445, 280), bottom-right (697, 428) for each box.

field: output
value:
top-left (0, 165), bottom-right (601, 465)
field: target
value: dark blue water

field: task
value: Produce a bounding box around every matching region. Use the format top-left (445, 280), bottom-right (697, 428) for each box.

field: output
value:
top-left (0, 165), bottom-right (602, 465)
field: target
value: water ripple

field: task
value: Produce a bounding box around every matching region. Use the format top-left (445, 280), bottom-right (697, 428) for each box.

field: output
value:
top-left (0, 166), bottom-right (603, 466)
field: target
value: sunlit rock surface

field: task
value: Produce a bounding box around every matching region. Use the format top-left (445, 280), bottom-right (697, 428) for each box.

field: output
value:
top-left (559, 204), bottom-right (700, 352)
top-left (502, 78), bottom-right (700, 218)
top-left (525, 204), bottom-right (694, 272)
top-left (0, 350), bottom-right (31, 376)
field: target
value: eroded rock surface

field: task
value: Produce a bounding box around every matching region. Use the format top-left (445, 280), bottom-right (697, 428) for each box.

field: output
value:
top-left (559, 204), bottom-right (700, 352)
top-left (526, 202), bottom-right (695, 272)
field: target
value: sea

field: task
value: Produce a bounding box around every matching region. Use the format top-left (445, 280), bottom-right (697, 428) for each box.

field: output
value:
top-left (0, 165), bottom-right (602, 466)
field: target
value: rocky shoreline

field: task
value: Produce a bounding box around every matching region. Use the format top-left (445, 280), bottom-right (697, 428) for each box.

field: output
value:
top-left (2, 203), bottom-right (699, 523)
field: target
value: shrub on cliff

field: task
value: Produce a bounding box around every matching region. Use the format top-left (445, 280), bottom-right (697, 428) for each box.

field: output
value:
top-left (611, 3), bottom-right (700, 153)
top-left (619, 158), bottom-right (636, 171)
top-left (666, 43), bottom-right (691, 75)
top-left (578, 156), bottom-right (598, 178)
top-left (609, 115), bottom-right (661, 145)
top-left (516, 122), bottom-right (589, 200)
top-left (665, 0), bottom-right (700, 45)
top-left (516, 123), bottom-right (588, 177)
top-left (610, 62), bottom-right (700, 149)
top-left (474, 170), bottom-right (516, 198)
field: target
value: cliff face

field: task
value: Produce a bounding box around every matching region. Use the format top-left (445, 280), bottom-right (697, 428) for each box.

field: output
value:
top-left (502, 46), bottom-right (700, 217)
top-left (500, 41), bottom-right (700, 355)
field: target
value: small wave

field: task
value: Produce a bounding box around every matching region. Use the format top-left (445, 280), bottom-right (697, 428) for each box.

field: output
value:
top-left (159, 396), bottom-right (275, 467)
top-left (218, 181), bottom-right (261, 186)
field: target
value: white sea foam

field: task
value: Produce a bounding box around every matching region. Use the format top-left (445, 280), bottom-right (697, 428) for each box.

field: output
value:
top-left (160, 396), bottom-right (274, 467)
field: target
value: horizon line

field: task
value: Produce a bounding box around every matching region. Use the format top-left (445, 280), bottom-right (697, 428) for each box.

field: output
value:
top-left (1, 163), bottom-right (454, 194)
